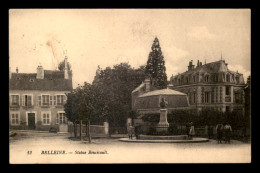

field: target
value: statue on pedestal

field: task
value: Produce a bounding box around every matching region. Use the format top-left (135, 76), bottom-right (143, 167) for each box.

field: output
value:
top-left (157, 97), bottom-right (169, 133)
top-left (160, 98), bottom-right (168, 109)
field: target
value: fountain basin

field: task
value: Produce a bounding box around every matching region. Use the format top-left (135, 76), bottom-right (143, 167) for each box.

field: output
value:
top-left (139, 135), bottom-right (189, 140)
top-left (119, 137), bottom-right (209, 143)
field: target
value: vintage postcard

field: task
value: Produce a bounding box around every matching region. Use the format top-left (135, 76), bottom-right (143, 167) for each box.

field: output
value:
top-left (9, 9), bottom-right (251, 164)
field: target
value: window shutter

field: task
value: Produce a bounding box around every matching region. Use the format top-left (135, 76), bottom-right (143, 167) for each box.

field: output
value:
top-left (50, 96), bottom-right (52, 106)
top-left (31, 95), bottom-right (33, 106)
top-left (64, 95), bottom-right (67, 104)
top-left (38, 96), bottom-right (41, 106)
top-left (22, 95), bottom-right (25, 106)
top-left (56, 113), bottom-right (59, 124)
top-left (54, 96), bottom-right (56, 105)
top-left (19, 95), bottom-right (21, 106)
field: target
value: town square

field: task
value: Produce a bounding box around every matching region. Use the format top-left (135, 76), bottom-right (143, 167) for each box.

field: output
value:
top-left (9, 9), bottom-right (251, 163)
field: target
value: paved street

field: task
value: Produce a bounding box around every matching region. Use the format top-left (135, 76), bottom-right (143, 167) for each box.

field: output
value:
top-left (9, 131), bottom-right (251, 164)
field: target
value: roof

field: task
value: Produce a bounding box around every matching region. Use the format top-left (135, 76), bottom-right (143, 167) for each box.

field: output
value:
top-left (172, 60), bottom-right (242, 78)
top-left (138, 89), bottom-right (187, 97)
top-left (132, 82), bottom-right (145, 93)
top-left (9, 70), bottom-right (73, 91)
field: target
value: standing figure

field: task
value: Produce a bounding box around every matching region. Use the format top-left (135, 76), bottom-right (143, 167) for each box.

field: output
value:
top-left (127, 124), bottom-right (133, 140)
top-left (134, 125), bottom-right (140, 139)
top-left (186, 122), bottom-right (191, 138)
top-left (216, 124), bottom-right (223, 144)
top-left (189, 122), bottom-right (195, 140)
top-left (223, 122), bottom-right (232, 144)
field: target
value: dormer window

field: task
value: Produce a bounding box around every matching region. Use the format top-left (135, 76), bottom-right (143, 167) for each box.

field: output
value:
top-left (226, 74), bottom-right (230, 82)
top-left (236, 76), bottom-right (240, 83)
top-left (29, 79), bottom-right (34, 82)
top-left (205, 75), bottom-right (209, 82)
top-left (178, 78), bottom-right (181, 85)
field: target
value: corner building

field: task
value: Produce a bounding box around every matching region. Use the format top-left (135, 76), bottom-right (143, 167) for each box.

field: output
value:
top-left (9, 57), bottom-right (73, 132)
top-left (168, 59), bottom-right (245, 114)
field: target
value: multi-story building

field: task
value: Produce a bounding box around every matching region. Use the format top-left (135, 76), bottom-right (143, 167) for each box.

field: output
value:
top-left (9, 57), bottom-right (73, 132)
top-left (168, 59), bottom-right (245, 114)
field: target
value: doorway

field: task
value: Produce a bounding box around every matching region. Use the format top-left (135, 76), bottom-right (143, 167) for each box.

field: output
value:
top-left (28, 113), bottom-right (35, 130)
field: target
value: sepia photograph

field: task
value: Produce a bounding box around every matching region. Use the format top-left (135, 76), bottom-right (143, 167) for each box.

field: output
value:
top-left (9, 9), bottom-right (251, 164)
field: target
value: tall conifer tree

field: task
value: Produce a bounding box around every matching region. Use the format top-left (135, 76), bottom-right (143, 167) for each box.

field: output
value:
top-left (145, 37), bottom-right (167, 89)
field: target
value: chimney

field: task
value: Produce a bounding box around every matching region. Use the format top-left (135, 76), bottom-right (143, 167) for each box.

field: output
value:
top-left (64, 56), bottom-right (69, 79)
top-left (200, 62), bottom-right (202, 66)
top-left (16, 67), bottom-right (18, 73)
top-left (188, 60), bottom-right (194, 71)
top-left (197, 60), bottom-right (200, 68)
top-left (144, 78), bottom-right (150, 92)
top-left (36, 65), bottom-right (44, 79)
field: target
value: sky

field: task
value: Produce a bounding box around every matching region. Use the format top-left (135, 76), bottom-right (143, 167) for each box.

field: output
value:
top-left (9, 9), bottom-right (251, 88)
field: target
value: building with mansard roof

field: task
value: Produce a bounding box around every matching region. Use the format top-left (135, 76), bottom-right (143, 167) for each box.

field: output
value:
top-left (9, 57), bottom-right (73, 132)
top-left (168, 59), bottom-right (245, 113)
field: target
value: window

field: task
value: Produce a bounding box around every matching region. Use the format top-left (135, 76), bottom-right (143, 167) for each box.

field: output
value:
top-left (236, 77), bottom-right (240, 83)
top-left (193, 93), bottom-right (196, 104)
top-left (220, 87), bottom-right (223, 103)
top-left (205, 76), bottom-right (209, 82)
top-left (59, 113), bottom-right (67, 124)
top-left (54, 95), bottom-right (56, 105)
top-left (42, 95), bottom-right (49, 106)
top-left (23, 95), bottom-right (32, 107)
top-left (10, 112), bottom-right (19, 125)
top-left (193, 76), bottom-right (196, 83)
top-left (38, 96), bottom-right (41, 106)
top-left (10, 95), bottom-right (19, 106)
top-left (235, 93), bottom-right (242, 104)
top-left (57, 95), bottom-right (64, 105)
top-left (42, 112), bottom-right (51, 125)
top-left (226, 74), bottom-right (230, 82)
top-left (50, 96), bottom-right (52, 105)
top-left (215, 75), bottom-right (218, 82)
top-left (226, 86), bottom-right (231, 95)
top-left (216, 87), bottom-right (218, 103)
top-left (211, 90), bottom-right (214, 103)
top-left (205, 92), bottom-right (210, 103)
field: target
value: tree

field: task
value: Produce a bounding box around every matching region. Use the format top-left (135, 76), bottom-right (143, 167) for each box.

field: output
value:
top-left (64, 82), bottom-right (93, 140)
top-left (91, 63), bottom-right (146, 132)
top-left (58, 59), bottom-right (71, 71)
top-left (145, 37), bottom-right (167, 89)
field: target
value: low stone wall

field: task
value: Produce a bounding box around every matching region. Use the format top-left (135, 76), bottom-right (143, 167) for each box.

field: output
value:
top-left (68, 122), bottom-right (109, 136)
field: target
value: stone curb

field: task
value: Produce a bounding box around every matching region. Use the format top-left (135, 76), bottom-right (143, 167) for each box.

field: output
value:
top-left (119, 138), bottom-right (209, 143)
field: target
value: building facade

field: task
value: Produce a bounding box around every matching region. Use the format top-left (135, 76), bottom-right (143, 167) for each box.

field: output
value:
top-left (9, 57), bottom-right (73, 132)
top-left (168, 59), bottom-right (245, 113)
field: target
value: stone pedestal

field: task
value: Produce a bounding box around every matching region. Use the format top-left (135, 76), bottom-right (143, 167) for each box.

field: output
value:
top-left (156, 109), bottom-right (169, 132)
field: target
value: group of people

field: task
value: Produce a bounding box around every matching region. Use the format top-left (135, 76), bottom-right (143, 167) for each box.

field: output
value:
top-left (186, 122), bottom-right (195, 139)
top-left (216, 122), bottom-right (232, 144)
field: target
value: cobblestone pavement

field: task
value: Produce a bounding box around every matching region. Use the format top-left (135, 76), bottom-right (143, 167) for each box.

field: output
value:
top-left (9, 132), bottom-right (251, 164)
